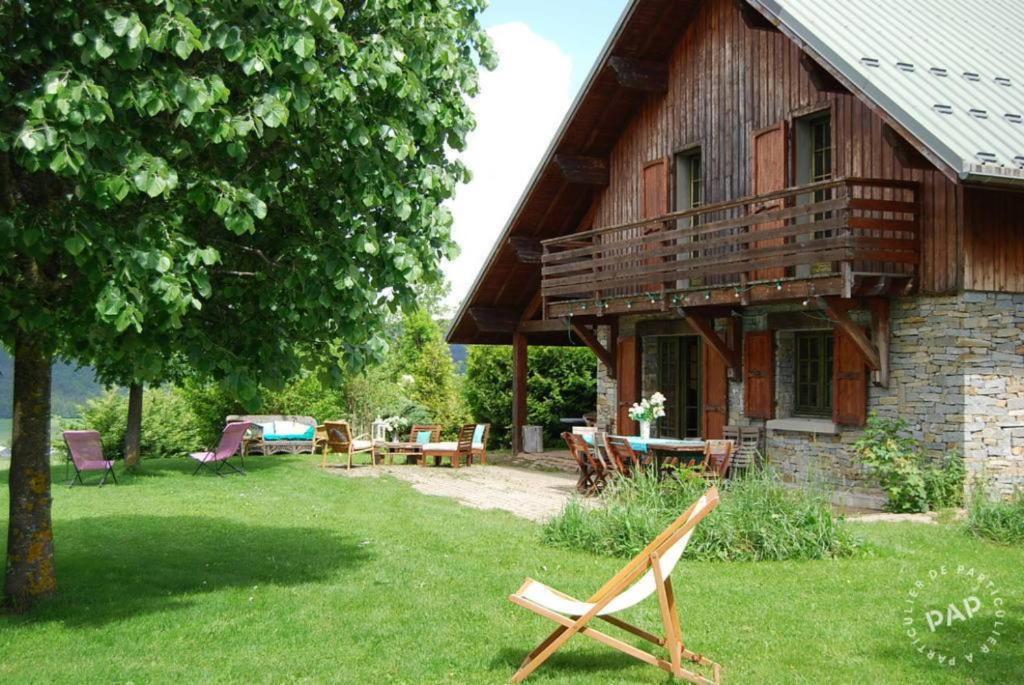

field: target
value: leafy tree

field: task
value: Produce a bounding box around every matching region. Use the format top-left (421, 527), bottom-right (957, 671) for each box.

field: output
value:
top-left (0, 1), bottom-right (493, 609)
top-left (464, 346), bottom-right (596, 447)
top-left (386, 309), bottom-right (467, 431)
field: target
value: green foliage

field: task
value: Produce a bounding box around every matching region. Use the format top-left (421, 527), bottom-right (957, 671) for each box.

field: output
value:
top-left (67, 388), bottom-right (206, 459)
top-left (965, 491), bottom-right (1024, 546)
top-left (0, 0), bottom-right (495, 399)
top-left (853, 415), bottom-right (966, 513)
top-left (464, 345), bottom-right (597, 447)
top-left (543, 469), bottom-right (861, 562)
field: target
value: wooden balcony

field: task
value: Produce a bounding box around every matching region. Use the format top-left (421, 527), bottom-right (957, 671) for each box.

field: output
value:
top-left (541, 178), bottom-right (919, 319)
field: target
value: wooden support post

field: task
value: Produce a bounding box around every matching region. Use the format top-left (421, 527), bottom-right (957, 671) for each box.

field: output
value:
top-left (512, 332), bottom-right (528, 455)
top-left (882, 124), bottom-right (933, 170)
top-left (799, 52), bottom-right (849, 94)
top-left (607, 56), bottom-right (669, 93)
top-left (869, 298), bottom-right (891, 388)
top-left (553, 155), bottom-right (610, 186)
top-left (508, 237), bottom-right (544, 264)
top-left (571, 322), bottom-right (616, 379)
top-left (677, 309), bottom-right (740, 376)
top-left (815, 296), bottom-right (882, 370)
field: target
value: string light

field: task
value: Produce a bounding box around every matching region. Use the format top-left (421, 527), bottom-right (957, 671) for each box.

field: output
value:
top-left (776, 281), bottom-right (783, 291)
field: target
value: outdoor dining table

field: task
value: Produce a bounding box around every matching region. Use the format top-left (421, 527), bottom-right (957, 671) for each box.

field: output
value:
top-left (580, 434), bottom-right (706, 473)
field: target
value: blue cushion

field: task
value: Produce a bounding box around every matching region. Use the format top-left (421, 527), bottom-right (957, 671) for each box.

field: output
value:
top-left (416, 430), bottom-right (433, 444)
top-left (264, 423), bottom-right (315, 441)
top-left (472, 424), bottom-right (486, 446)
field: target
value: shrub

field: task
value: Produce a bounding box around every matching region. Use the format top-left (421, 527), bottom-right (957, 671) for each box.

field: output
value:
top-left (71, 387), bottom-right (206, 459)
top-left (853, 415), bottom-right (965, 513)
top-left (964, 491), bottom-right (1024, 545)
top-left (542, 469), bottom-right (862, 562)
top-left (464, 345), bottom-right (596, 447)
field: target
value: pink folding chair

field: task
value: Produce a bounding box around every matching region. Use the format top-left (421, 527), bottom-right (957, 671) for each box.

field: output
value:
top-left (190, 422), bottom-right (252, 476)
top-left (62, 430), bottom-right (118, 487)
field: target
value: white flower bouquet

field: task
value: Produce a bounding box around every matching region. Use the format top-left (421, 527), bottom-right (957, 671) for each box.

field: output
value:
top-left (628, 392), bottom-right (667, 423)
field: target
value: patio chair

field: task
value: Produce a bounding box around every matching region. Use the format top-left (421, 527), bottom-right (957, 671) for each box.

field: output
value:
top-left (702, 440), bottom-right (735, 480)
top-left (563, 432), bottom-right (595, 495)
top-left (320, 421), bottom-right (375, 469)
top-left (509, 487), bottom-right (722, 683)
top-left (422, 424), bottom-right (475, 468)
top-left (190, 421), bottom-right (252, 476)
top-left (603, 435), bottom-right (643, 476)
top-left (565, 431), bottom-right (609, 495)
top-left (62, 430), bottom-right (118, 487)
top-left (468, 423), bottom-right (491, 465)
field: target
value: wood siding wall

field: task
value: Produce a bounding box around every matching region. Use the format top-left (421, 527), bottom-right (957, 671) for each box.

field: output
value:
top-left (964, 188), bottom-right (1024, 293)
top-left (589, 0), bottom-right (961, 294)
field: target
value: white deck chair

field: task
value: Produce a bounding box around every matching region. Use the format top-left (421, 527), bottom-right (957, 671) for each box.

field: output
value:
top-left (508, 487), bottom-right (722, 684)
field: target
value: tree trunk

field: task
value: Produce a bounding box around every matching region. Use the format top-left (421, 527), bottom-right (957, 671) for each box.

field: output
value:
top-left (4, 330), bottom-right (56, 610)
top-left (124, 383), bottom-right (143, 469)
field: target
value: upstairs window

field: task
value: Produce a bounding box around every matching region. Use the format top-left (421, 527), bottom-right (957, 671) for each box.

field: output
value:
top-left (674, 148), bottom-right (703, 213)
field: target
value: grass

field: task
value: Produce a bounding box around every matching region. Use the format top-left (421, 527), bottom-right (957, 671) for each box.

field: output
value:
top-left (965, 491), bottom-right (1024, 545)
top-left (544, 468), bottom-right (861, 561)
top-left (0, 418), bottom-right (10, 446)
top-left (0, 456), bottom-right (1022, 684)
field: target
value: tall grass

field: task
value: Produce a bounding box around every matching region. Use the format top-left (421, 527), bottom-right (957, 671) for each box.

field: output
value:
top-left (543, 468), bottom-right (862, 562)
top-left (964, 491), bottom-right (1024, 545)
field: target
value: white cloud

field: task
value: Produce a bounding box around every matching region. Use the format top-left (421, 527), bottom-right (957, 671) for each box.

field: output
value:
top-left (444, 22), bottom-right (574, 309)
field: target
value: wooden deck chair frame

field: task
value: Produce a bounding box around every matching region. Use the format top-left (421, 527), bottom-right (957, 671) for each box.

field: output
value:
top-left (467, 423), bottom-right (491, 465)
top-left (509, 487), bottom-right (722, 684)
top-left (603, 434), bottom-right (642, 477)
top-left (319, 421), bottom-right (375, 469)
top-left (422, 424), bottom-right (475, 468)
top-left (562, 431), bottom-right (596, 495)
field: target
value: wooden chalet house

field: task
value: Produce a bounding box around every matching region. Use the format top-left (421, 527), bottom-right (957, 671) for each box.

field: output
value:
top-left (447, 0), bottom-right (1024, 506)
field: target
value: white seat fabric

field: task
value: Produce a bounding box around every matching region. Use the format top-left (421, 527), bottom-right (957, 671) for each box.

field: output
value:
top-left (352, 439), bottom-right (374, 451)
top-left (516, 496), bottom-right (708, 617)
top-left (423, 441), bottom-right (484, 451)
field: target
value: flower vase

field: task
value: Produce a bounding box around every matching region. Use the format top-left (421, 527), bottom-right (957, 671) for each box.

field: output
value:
top-left (639, 421), bottom-right (651, 440)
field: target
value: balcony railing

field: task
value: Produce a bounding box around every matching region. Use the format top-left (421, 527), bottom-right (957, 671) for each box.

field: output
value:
top-left (541, 177), bottom-right (919, 318)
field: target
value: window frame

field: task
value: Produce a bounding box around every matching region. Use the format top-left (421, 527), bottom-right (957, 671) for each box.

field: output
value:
top-left (793, 330), bottom-right (834, 418)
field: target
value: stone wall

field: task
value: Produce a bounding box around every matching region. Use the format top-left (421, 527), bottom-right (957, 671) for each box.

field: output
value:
top-left (595, 326), bottom-right (616, 433)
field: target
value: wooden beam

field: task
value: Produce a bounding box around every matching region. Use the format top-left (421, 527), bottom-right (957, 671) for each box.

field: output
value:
top-left (518, 319), bottom-right (567, 334)
top-left (512, 332), bottom-right (528, 454)
top-left (799, 52), bottom-right (848, 94)
top-left (571, 322), bottom-right (616, 379)
top-left (735, 0), bottom-right (779, 32)
top-left (553, 154), bottom-right (609, 186)
top-left (868, 298), bottom-right (891, 388)
top-left (508, 236), bottom-right (544, 265)
top-left (677, 309), bottom-right (740, 375)
top-left (520, 289), bottom-right (543, 323)
top-left (882, 124), bottom-right (933, 170)
top-left (607, 56), bottom-right (668, 94)
top-left (814, 296), bottom-right (881, 370)
top-left (468, 306), bottom-right (519, 334)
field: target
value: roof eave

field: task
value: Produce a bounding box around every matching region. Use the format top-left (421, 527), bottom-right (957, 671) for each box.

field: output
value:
top-left (446, 0), bottom-right (645, 344)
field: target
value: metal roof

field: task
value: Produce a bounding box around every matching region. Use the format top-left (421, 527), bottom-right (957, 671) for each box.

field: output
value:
top-left (752, 0), bottom-right (1024, 184)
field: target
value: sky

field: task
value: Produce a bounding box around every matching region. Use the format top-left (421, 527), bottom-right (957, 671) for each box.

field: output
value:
top-left (443, 0), bottom-right (630, 310)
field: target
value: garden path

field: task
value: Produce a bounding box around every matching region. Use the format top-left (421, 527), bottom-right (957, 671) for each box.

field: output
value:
top-left (332, 464), bottom-right (579, 523)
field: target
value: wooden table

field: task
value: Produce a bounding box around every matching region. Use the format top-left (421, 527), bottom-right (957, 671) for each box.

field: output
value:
top-left (373, 441), bottom-right (424, 465)
top-left (582, 434), bottom-right (706, 474)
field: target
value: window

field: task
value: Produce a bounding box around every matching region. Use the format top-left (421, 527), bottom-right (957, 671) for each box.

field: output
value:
top-left (674, 148), bottom-right (702, 212)
top-left (794, 331), bottom-right (833, 417)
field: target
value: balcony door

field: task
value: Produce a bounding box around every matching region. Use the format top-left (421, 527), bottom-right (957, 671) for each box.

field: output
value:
top-left (751, 122), bottom-right (788, 281)
top-left (657, 337), bottom-right (702, 439)
top-left (642, 159), bottom-right (670, 296)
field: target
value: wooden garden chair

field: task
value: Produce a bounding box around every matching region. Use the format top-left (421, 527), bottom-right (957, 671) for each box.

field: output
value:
top-left (562, 431), bottom-right (596, 494)
top-left (421, 424), bottom-right (475, 468)
top-left (603, 435), bottom-right (643, 477)
top-left (319, 421), bottom-right (375, 469)
top-left (702, 440), bottom-right (735, 480)
top-left (468, 423), bottom-right (491, 465)
top-left (508, 487), bottom-right (722, 683)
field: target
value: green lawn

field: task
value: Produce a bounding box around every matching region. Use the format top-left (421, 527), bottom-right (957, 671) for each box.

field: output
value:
top-left (0, 418), bottom-right (10, 447)
top-left (1, 457), bottom-right (1021, 684)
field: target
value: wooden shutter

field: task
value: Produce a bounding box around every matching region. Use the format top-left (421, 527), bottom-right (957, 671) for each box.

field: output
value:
top-left (751, 122), bottom-right (788, 281)
top-left (833, 328), bottom-right (868, 426)
top-left (744, 331), bottom-right (775, 419)
top-left (702, 341), bottom-right (729, 439)
top-left (616, 336), bottom-right (641, 434)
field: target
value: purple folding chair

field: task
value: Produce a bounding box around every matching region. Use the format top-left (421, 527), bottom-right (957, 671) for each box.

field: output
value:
top-left (190, 422), bottom-right (252, 476)
top-left (62, 430), bottom-right (118, 487)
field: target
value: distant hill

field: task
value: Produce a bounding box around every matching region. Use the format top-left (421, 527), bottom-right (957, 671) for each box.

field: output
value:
top-left (0, 349), bottom-right (106, 419)
top-left (449, 344), bottom-right (468, 372)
